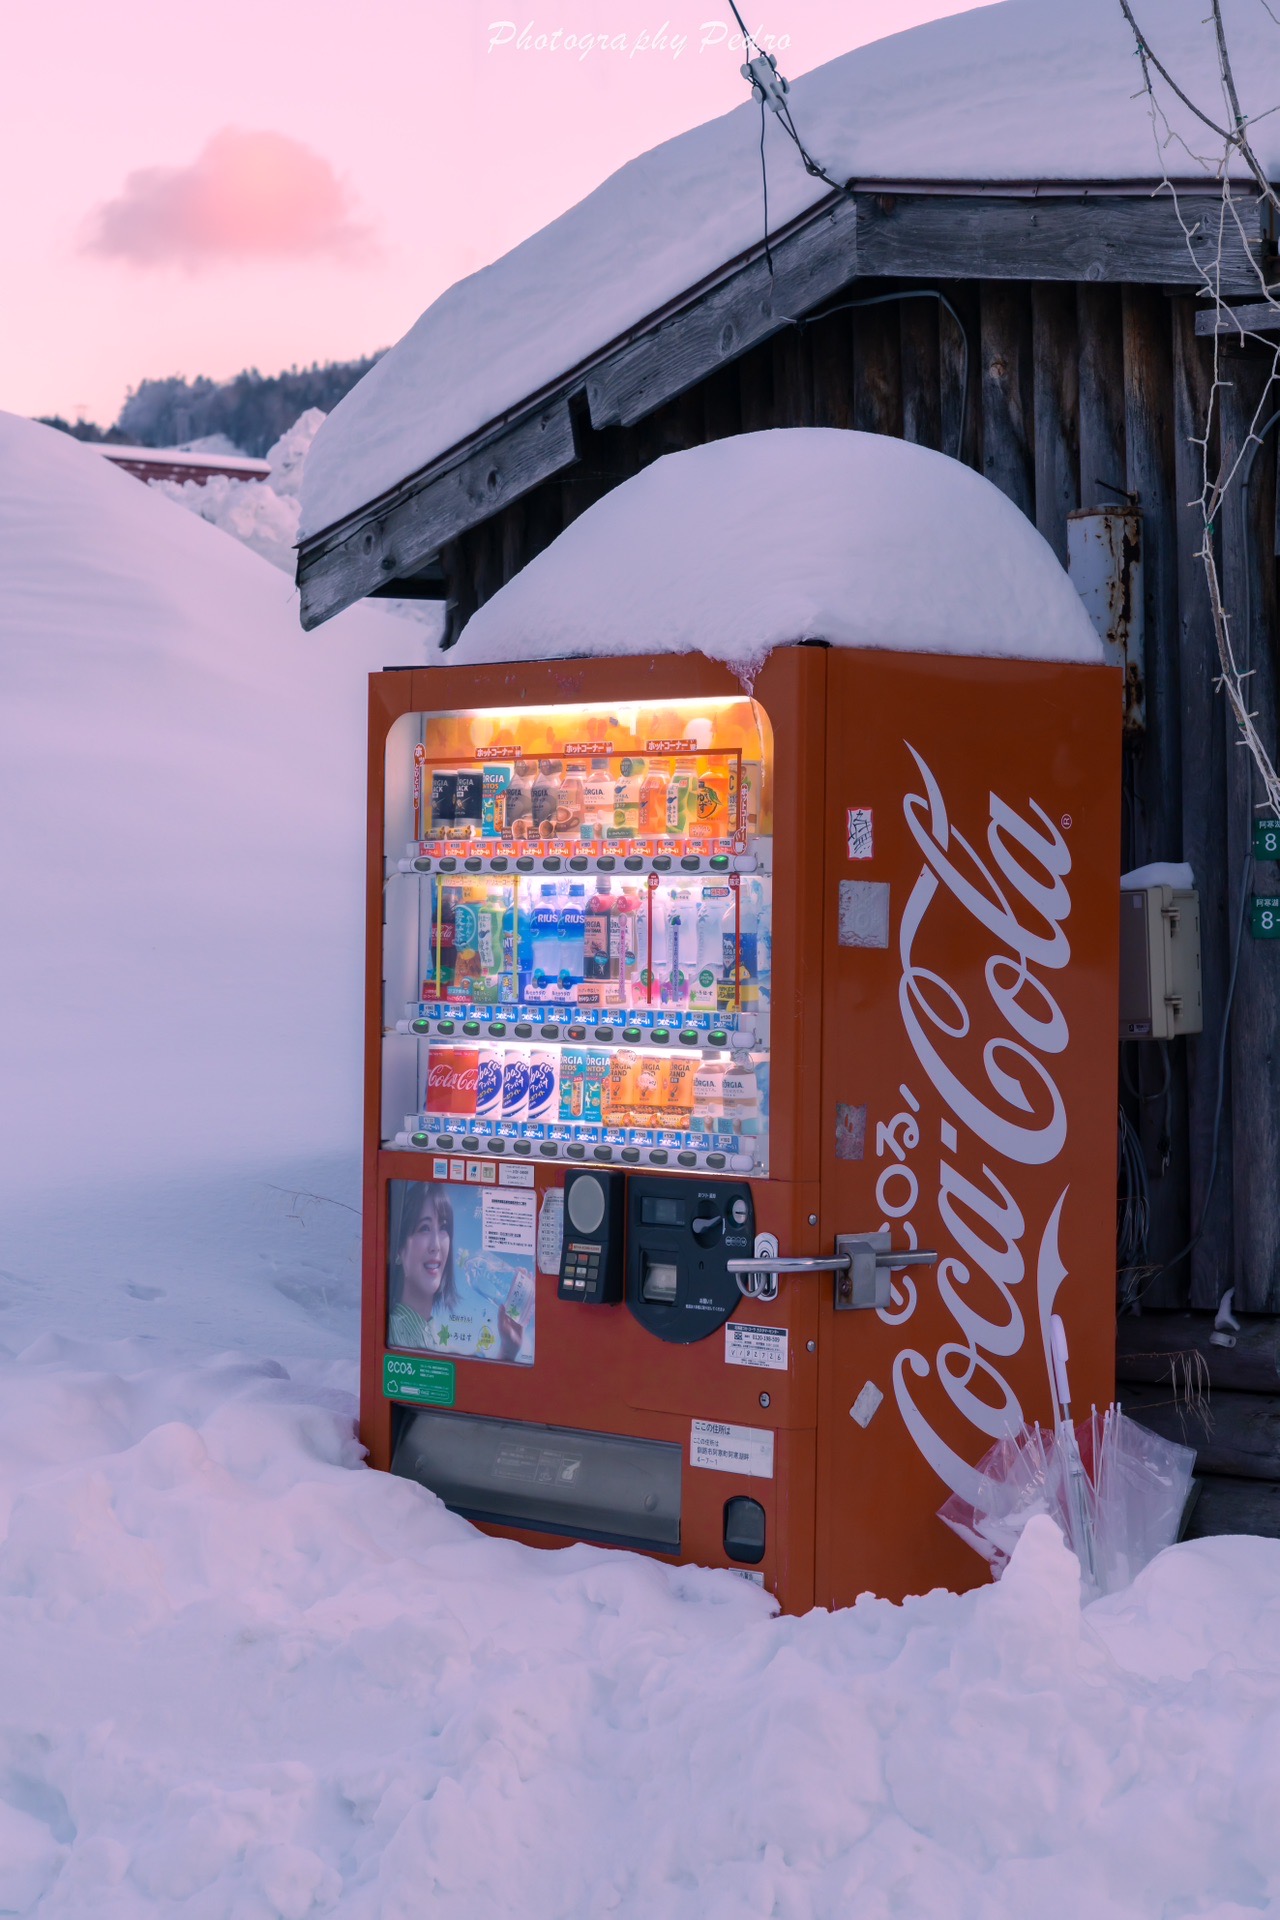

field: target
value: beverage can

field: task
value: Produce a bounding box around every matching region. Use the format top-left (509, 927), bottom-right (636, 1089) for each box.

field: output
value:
top-left (603, 1049), bottom-right (638, 1125)
top-left (475, 1047), bottom-right (504, 1123)
top-left (661, 1053), bottom-right (697, 1122)
top-left (690, 764), bottom-right (732, 839)
top-left (559, 1049), bottom-right (587, 1122)
top-left (453, 769), bottom-right (484, 839)
top-left (527, 1048), bottom-right (560, 1124)
top-left (426, 1044), bottom-right (479, 1117)
top-left (501, 1048), bottom-right (531, 1122)
top-left (429, 771), bottom-right (457, 838)
top-left (482, 765), bottom-right (512, 837)
top-left (583, 1050), bottom-right (610, 1125)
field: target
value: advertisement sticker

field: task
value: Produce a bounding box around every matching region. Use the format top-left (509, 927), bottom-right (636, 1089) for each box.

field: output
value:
top-left (387, 1180), bottom-right (535, 1366)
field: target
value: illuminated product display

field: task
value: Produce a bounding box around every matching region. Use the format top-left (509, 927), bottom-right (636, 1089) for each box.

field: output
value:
top-left (381, 696), bottom-right (773, 1175)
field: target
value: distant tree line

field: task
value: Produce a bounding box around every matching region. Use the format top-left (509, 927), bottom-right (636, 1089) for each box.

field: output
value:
top-left (37, 354), bottom-right (384, 456)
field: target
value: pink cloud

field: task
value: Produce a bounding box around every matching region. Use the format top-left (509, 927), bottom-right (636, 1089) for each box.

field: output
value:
top-left (83, 128), bottom-right (374, 268)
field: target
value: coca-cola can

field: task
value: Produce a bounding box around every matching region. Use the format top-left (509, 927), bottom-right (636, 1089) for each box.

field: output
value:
top-left (425, 1044), bottom-right (478, 1117)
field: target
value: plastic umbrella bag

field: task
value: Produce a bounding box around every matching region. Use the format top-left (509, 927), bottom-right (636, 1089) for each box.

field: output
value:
top-left (1091, 1405), bottom-right (1195, 1596)
top-left (940, 1406), bottom-right (1194, 1597)
top-left (937, 1424), bottom-right (1059, 1578)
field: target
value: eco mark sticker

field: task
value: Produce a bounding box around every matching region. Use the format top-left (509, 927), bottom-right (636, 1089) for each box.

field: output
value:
top-left (690, 1419), bottom-right (775, 1479)
top-left (383, 1354), bottom-right (455, 1405)
top-left (725, 1324), bottom-right (788, 1371)
top-left (846, 807), bottom-right (874, 860)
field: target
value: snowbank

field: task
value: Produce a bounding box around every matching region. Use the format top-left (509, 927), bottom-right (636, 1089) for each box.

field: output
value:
top-left (451, 431), bottom-right (1104, 671)
top-left (301, 0), bottom-right (1280, 539)
top-left (0, 413), bottom-right (417, 1203)
top-left (2, 1321), bottom-right (1280, 1916)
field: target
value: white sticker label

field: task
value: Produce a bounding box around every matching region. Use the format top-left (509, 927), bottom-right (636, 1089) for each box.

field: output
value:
top-left (729, 1568), bottom-right (765, 1586)
top-left (498, 1162), bottom-right (535, 1188)
top-left (724, 1324), bottom-right (788, 1371)
top-left (482, 1188), bottom-right (536, 1255)
top-left (850, 1381), bottom-right (884, 1429)
top-left (846, 805), bottom-right (874, 860)
top-left (449, 1158), bottom-right (467, 1182)
top-left (690, 1419), bottom-right (775, 1479)
top-left (466, 1158), bottom-right (497, 1185)
top-left (432, 1157), bottom-right (449, 1179)
top-left (537, 1189), bottom-right (565, 1276)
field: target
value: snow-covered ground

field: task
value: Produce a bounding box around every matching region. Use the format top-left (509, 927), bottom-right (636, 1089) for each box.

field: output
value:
top-left (7, 411), bottom-right (1280, 1917)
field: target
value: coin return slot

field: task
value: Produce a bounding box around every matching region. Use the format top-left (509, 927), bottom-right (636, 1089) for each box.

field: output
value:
top-left (642, 1258), bottom-right (679, 1304)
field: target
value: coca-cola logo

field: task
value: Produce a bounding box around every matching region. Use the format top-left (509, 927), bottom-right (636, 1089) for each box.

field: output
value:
top-left (885, 746), bottom-right (1072, 1505)
top-left (428, 1063), bottom-right (479, 1092)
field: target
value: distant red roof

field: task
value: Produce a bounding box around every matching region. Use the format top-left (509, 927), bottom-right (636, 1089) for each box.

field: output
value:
top-left (92, 444), bottom-right (271, 487)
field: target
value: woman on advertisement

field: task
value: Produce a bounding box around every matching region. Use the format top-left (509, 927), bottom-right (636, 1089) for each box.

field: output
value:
top-left (388, 1183), bottom-right (526, 1360)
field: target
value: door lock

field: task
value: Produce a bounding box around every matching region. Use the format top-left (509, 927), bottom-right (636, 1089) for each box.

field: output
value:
top-left (727, 1232), bottom-right (937, 1309)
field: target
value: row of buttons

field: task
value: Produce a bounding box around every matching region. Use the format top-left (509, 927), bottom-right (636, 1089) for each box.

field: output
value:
top-left (398, 1132), bottom-right (752, 1171)
top-left (400, 1018), bottom-right (735, 1048)
top-left (400, 851), bottom-right (757, 877)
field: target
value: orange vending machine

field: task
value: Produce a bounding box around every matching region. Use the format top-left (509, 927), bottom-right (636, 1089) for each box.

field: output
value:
top-left (364, 643), bottom-right (1119, 1610)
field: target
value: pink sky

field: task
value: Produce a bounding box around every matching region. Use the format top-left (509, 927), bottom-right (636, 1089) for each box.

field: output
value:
top-left (2, 0), bottom-right (984, 428)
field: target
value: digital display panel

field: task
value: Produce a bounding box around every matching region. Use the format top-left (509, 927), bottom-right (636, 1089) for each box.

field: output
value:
top-left (641, 1196), bottom-right (685, 1227)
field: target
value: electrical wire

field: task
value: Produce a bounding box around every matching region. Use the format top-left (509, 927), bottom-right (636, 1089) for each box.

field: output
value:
top-left (786, 290), bottom-right (972, 463)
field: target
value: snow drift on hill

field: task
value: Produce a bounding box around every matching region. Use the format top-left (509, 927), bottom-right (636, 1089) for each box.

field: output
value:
top-left (0, 412), bottom-right (416, 1204)
top-left (453, 430), bottom-right (1103, 671)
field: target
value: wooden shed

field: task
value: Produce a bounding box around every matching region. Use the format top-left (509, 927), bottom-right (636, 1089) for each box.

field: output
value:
top-left (296, 1), bottom-right (1280, 1508)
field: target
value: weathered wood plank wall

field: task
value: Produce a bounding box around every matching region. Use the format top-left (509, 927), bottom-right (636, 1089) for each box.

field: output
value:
top-left (443, 277), bottom-right (1280, 1313)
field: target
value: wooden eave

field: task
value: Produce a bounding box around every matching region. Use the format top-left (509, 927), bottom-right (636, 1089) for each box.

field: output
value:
top-left (297, 180), bottom-right (1264, 629)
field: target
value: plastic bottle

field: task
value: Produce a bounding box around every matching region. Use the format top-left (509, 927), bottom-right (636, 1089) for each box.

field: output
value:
top-left (555, 763), bottom-right (586, 839)
top-left (558, 882), bottom-right (587, 997)
top-left (530, 883), bottom-right (562, 996)
top-left (639, 759), bottom-right (669, 836)
top-left (724, 883), bottom-right (758, 1004)
top-left (665, 765), bottom-right (693, 838)
top-left (584, 876), bottom-right (614, 981)
top-left (505, 761), bottom-right (536, 841)
top-left (696, 888), bottom-right (730, 973)
top-left (582, 759), bottom-right (614, 844)
top-left (503, 886), bottom-right (531, 996)
top-left (615, 885), bottom-right (644, 995)
top-left (663, 889), bottom-right (691, 1006)
top-left (531, 761), bottom-right (562, 838)
top-left (612, 759), bottom-right (643, 840)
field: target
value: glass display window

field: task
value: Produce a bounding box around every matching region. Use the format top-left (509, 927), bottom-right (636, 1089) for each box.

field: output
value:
top-left (382, 695), bottom-right (772, 1177)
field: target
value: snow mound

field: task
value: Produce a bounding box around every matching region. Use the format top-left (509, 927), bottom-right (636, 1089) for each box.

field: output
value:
top-left (450, 430), bottom-right (1103, 670)
top-left (301, 0), bottom-right (1280, 539)
top-left (0, 413), bottom-right (418, 1201)
top-left (4, 1337), bottom-right (1280, 1915)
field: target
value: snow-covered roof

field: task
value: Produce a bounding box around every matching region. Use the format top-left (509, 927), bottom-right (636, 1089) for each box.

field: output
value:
top-left (447, 429), bottom-right (1104, 672)
top-left (301, 0), bottom-right (1280, 542)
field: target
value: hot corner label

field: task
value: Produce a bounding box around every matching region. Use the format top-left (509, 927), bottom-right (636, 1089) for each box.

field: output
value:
top-left (690, 1419), bottom-right (775, 1479)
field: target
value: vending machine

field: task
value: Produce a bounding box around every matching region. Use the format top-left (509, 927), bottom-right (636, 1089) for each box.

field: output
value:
top-left (365, 643), bottom-right (1119, 1610)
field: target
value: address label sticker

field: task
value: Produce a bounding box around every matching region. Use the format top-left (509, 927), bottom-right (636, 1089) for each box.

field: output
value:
top-left (499, 1162), bottom-right (536, 1188)
top-left (690, 1419), bottom-right (775, 1479)
top-left (537, 1189), bottom-right (565, 1276)
top-left (724, 1324), bottom-right (788, 1371)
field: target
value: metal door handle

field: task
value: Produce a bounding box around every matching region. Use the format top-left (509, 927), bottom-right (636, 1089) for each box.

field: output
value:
top-left (726, 1254), bottom-right (853, 1274)
top-left (728, 1232), bottom-right (937, 1310)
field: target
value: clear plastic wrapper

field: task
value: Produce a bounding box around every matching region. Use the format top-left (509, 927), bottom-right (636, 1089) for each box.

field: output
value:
top-left (940, 1405), bottom-right (1195, 1599)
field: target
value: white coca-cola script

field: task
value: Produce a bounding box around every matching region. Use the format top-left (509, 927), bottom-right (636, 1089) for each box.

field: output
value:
top-left (884, 745), bottom-right (1072, 1504)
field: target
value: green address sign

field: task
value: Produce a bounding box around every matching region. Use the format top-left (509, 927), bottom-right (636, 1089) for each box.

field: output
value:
top-left (1256, 820), bottom-right (1280, 860)
top-left (383, 1353), bottom-right (456, 1405)
top-left (1252, 897), bottom-right (1280, 940)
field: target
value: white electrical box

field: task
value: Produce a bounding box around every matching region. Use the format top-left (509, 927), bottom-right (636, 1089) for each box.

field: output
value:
top-left (1119, 886), bottom-right (1203, 1040)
